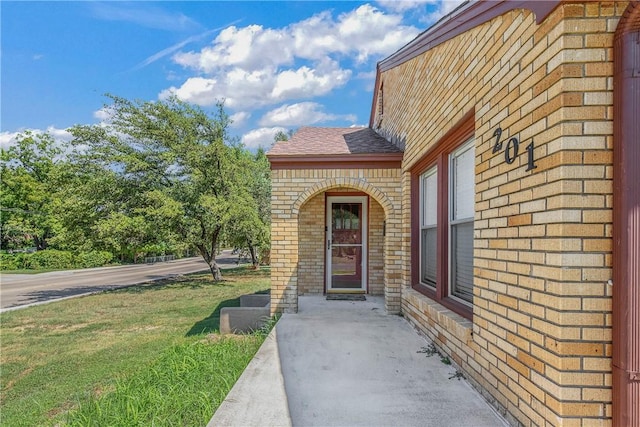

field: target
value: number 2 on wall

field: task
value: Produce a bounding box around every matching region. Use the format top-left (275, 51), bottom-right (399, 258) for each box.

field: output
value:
top-left (492, 127), bottom-right (537, 172)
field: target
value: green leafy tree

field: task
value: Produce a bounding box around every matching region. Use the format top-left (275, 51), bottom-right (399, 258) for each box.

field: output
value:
top-left (69, 95), bottom-right (257, 280)
top-left (50, 163), bottom-right (128, 253)
top-left (220, 145), bottom-right (271, 267)
top-left (0, 131), bottom-right (64, 250)
top-left (273, 130), bottom-right (289, 143)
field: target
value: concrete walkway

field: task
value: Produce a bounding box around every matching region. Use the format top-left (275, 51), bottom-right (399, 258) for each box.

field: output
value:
top-left (209, 296), bottom-right (508, 427)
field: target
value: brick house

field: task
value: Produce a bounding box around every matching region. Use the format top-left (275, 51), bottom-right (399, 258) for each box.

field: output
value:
top-left (267, 2), bottom-right (639, 426)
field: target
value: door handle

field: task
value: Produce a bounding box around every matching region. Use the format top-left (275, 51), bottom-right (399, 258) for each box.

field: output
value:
top-left (327, 240), bottom-right (331, 250)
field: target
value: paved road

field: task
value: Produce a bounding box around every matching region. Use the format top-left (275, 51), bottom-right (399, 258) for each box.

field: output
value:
top-left (0, 252), bottom-right (246, 310)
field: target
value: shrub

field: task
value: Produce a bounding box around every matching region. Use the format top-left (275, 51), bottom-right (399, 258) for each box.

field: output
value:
top-left (22, 250), bottom-right (75, 270)
top-left (74, 251), bottom-right (114, 268)
top-left (0, 253), bottom-right (19, 270)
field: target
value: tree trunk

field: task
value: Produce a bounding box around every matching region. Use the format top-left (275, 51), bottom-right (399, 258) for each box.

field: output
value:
top-left (208, 260), bottom-right (222, 281)
top-left (196, 225), bottom-right (223, 281)
top-left (33, 235), bottom-right (47, 251)
top-left (196, 244), bottom-right (223, 282)
top-left (248, 243), bottom-right (259, 269)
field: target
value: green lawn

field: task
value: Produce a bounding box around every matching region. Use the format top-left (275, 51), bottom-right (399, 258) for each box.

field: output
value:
top-left (0, 267), bottom-right (271, 426)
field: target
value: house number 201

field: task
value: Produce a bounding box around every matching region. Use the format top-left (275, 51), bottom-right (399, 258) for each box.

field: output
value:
top-left (492, 127), bottom-right (537, 172)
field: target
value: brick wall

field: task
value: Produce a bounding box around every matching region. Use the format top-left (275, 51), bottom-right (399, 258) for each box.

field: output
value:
top-left (376, 3), bottom-right (626, 426)
top-left (271, 168), bottom-right (402, 314)
top-left (369, 199), bottom-right (385, 295)
top-left (298, 193), bottom-right (325, 294)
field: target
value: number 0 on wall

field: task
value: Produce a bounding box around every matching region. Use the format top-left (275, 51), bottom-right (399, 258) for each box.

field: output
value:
top-left (492, 127), bottom-right (537, 172)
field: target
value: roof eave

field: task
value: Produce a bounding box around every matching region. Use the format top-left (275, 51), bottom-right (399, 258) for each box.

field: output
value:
top-left (267, 153), bottom-right (403, 170)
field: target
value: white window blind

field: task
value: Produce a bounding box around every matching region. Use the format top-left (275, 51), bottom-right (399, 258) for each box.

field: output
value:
top-left (421, 167), bottom-right (437, 287)
top-left (453, 143), bottom-right (474, 220)
top-left (450, 139), bottom-right (474, 304)
top-left (422, 169), bottom-right (437, 226)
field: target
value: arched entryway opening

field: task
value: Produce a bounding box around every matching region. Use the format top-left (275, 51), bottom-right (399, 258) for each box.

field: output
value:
top-left (613, 2), bottom-right (640, 425)
top-left (289, 178), bottom-right (401, 314)
top-left (297, 188), bottom-right (387, 297)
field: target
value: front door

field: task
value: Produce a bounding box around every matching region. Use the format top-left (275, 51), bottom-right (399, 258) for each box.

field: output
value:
top-left (326, 196), bottom-right (367, 292)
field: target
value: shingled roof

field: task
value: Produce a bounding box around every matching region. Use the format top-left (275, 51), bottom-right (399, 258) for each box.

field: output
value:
top-left (267, 127), bottom-right (403, 170)
top-left (268, 127), bottom-right (402, 156)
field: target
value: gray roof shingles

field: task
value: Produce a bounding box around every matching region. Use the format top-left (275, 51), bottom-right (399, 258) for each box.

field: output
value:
top-left (267, 127), bottom-right (403, 157)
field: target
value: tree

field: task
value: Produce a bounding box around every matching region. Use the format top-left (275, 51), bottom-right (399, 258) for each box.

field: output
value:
top-left (0, 131), bottom-right (64, 250)
top-left (69, 95), bottom-right (251, 280)
top-left (49, 162), bottom-right (130, 253)
top-left (273, 130), bottom-right (289, 142)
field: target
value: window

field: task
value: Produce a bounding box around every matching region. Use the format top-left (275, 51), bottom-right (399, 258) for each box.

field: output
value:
top-left (411, 111), bottom-right (475, 319)
top-left (449, 140), bottom-right (474, 304)
top-left (420, 167), bottom-right (438, 287)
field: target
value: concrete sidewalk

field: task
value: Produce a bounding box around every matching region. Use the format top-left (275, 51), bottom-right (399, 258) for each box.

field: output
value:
top-left (209, 296), bottom-right (508, 427)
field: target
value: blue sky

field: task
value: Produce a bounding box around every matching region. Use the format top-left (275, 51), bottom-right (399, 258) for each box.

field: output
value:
top-left (1, 1), bottom-right (462, 150)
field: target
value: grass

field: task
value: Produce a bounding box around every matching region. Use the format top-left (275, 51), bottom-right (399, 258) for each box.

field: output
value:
top-left (0, 267), bottom-right (271, 427)
top-left (1, 268), bottom-right (69, 274)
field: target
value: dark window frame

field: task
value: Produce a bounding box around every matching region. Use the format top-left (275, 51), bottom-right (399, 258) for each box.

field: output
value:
top-left (410, 110), bottom-right (475, 320)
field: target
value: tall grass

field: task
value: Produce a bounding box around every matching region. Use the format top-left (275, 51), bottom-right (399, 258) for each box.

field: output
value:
top-left (0, 267), bottom-right (271, 426)
top-left (65, 336), bottom-right (264, 426)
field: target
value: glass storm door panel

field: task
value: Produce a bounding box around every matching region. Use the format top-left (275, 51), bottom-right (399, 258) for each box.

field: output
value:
top-left (326, 196), bottom-right (367, 291)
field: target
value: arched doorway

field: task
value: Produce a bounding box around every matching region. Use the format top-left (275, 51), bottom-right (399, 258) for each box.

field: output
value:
top-left (296, 187), bottom-right (389, 298)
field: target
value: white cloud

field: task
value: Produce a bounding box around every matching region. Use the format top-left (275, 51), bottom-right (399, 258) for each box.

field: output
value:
top-left (241, 127), bottom-right (288, 150)
top-left (334, 4), bottom-right (415, 63)
top-left (0, 127), bottom-right (72, 150)
top-left (229, 111), bottom-right (251, 128)
top-left (356, 71), bottom-right (377, 80)
top-left (45, 126), bottom-right (73, 143)
top-left (93, 106), bottom-right (114, 122)
top-left (259, 102), bottom-right (356, 127)
top-left (174, 24), bottom-right (294, 73)
top-left (421, 0), bottom-right (466, 24)
top-left (129, 21), bottom-right (242, 72)
top-left (159, 77), bottom-right (222, 106)
top-left (377, 0), bottom-right (434, 13)
top-left (162, 61), bottom-right (351, 109)
top-left (164, 4), bottom-right (419, 109)
top-left (376, 0), bottom-right (465, 22)
top-left (271, 63), bottom-right (351, 101)
top-left (90, 3), bottom-right (202, 32)
top-left (0, 131), bottom-right (20, 150)
top-left (287, 5), bottom-right (417, 63)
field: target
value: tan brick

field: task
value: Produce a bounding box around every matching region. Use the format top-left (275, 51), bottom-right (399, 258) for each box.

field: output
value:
top-left (583, 150), bottom-right (613, 164)
top-left (583, 388), bottom-right (611, 402)
top-left (507, 213), bottom-right (532, 226)
top-left (585, 61), bottom-right (613, 76)
top-left (564, 18), bottom-right (607, 33)
top-left (586, 33), bottom-right (613, 48)
top-left (562, 4), bottom-right (585, 18)
top-left (547, 223), bottom-right (604, 237)
top-left (583, 239), bottom-right (612, 252)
